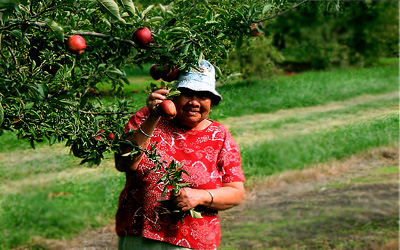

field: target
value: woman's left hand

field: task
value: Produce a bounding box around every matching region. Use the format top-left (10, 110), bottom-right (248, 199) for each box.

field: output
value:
top-left (172, 182), bottom-right (245, 211)
top-left (173, 188), bottom-right (209, 211)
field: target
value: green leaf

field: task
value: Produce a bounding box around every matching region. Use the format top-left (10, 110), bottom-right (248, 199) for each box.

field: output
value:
top-left (24, 102), bottom-right (34, 110)
top-left (190, 209), bottom-right (203, 219)
top-left (38, 83), bottom-right (49, 99)
top-left (147, 16), bottom-right (163, 23)
top-left (122, 0), bottom-right (135, 16)
top-left (141, 4), bottom-right (154, 18)
top-left (205, 20), bottom-right (218, 25)
top-left (105, 68), bottom-right (124, 76)
top-left (0, 0), bottom-right (18, 11)
top-left (262, 4), bottom-right (272, 14)
top-left (198, 52), bottom-right (204, 64)
top-left (0, 102), bottom-right (3, 126)
top-left (45, 19), bottom-right (64, 42)
top-left (182, 43), bottom-right (190, 55)
top-left (10, 30), bottom-right (23, 40)
top-left (166, 90), bottom-right (181, 99)
top-left (49, 134), bottom-right (56, 146)
top-left (96, 0), bottom-right (124, 22)
top-left (214, 65), bottom-right (222, 78)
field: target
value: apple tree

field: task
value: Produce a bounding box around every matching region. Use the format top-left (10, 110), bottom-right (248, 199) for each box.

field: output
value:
top-left (0, 0), bottom-right (310, 166)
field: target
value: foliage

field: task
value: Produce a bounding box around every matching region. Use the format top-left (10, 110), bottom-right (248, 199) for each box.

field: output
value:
top-left (269, 0), bottom-right (399, 70)
top-left (225, 36), bottom-right (284, 80)
top-left (0, 0), bottom-right (310, 165)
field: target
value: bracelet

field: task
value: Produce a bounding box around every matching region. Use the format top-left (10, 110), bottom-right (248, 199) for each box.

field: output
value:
top-left (138, 126), bottom-right (152, 138)
top-left (205, 190), bottom-right (214, 208)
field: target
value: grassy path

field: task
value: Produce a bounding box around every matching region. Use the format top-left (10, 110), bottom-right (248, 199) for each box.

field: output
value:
top-left (222, 92), bottom-right (398, 146)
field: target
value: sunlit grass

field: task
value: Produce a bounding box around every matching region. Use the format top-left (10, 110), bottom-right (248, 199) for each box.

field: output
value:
top-left (210, 64), bottom-right (398, 120)
top-left (241, 114), bottom-right (399, 178)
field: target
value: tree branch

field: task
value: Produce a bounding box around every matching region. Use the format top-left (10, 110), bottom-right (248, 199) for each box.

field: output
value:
top-left (75, 31), bottom-right (137, 47)
top-left (254, 0), bottom-right (310, 23)
top-left (78, 110), bottom-right (134, 116)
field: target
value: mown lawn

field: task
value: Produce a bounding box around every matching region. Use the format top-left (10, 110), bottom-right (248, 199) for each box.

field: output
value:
top-left (0, 63), bottom-right (398, 249)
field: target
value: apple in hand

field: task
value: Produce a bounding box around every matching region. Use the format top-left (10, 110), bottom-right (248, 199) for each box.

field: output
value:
top-left (132, 27), bottom-right (152, 48)
top-left (157, 100), bottom-right (177, 119)
top-left (67, 35), bottom-right (86, 54)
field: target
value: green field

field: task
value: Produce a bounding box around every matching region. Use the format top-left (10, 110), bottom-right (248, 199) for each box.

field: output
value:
top-left (0, 63), bottom-right (398, 249)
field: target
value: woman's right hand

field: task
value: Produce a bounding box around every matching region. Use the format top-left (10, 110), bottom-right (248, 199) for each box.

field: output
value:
top-left (146, 88), bottom-right (169, 116)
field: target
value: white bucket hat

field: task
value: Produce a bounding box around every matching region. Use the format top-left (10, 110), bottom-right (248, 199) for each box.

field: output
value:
top-left (174, 60), bottom-right (222, 102)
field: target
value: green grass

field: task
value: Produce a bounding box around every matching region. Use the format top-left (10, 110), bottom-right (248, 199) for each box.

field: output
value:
top-left (240, 114), bottom-right (398, 177)
top-left (210, 64), bottom-right (398, 120)
top-left (378, 57), bottom-right (399, 66)
top-left (0, 162), bottom-right (124, 249)
top-left (0, 64), bottom-right (398, 249)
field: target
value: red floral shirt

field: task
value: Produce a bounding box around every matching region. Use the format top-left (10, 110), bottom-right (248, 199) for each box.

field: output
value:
top-left (115, 107), bottom-right (245, 250)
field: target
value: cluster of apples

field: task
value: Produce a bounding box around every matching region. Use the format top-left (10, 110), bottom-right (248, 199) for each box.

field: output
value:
top-left (149, 64), bottom-right (179, 82)
top-left (66, 27), bottom-right (153, 54)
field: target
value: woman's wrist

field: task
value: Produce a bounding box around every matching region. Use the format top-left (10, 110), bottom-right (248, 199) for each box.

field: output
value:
top-left (204, 189), bottom-right (214, 208)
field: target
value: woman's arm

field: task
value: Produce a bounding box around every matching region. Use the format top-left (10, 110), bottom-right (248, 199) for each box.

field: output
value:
top-left (174, 181), bottom-right (245, 211)
top-left (114, 89), bottom-right (169, 172)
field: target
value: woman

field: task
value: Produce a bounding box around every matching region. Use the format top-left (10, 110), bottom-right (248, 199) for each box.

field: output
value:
top-left (115, 60), bottom-right (245, 250)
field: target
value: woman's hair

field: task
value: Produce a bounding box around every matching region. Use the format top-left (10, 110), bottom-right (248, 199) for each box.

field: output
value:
top-left (210, 95), bottom-right (221, 106)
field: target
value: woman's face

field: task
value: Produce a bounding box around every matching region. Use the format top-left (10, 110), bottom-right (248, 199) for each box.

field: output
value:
top-left (174, 88), bottom-right (212, 130)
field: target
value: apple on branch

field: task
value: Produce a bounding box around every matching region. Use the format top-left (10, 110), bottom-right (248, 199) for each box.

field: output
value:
top-left (149, 64), bottom-right (179, 82)
top-left (132, 27), bottom-right (152, 48)
top-left (67, 35), bottom-right (86, 54)
top-left (250, 22), bottom-right (263, 37)
top-left (150, 64), bottom-right (165, 80)
top-left (162, 65), bottom-right (179, 82)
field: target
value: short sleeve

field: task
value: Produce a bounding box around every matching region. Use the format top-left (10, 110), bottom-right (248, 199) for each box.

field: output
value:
top-left (217, 129), bottom-right (245, 183)
top-left (124, 107), bottom-right (150, 134)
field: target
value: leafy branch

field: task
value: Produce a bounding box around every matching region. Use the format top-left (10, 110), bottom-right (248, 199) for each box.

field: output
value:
top-left (120, 139), bottom-right (203, 221)
top-left (254, 0), bottom-right (310, 23)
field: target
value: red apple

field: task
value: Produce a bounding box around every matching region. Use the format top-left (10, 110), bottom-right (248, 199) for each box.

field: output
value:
top-left (250, 23), bottom-right (262, 37)
top-left (94, 129), bottom-right (105, 140)
top-left (150, 64), bottom-right (165, 80)
top-left (132, 27), bottom-right (152, 48)
top-left (161, 65), bottom-right (179, 82)
top-left (106, 133), bottom-right (115, 141)
top-left (157, 100), bottom-right (177, 119)
top-left (67, 35), bottom-right (86, 54)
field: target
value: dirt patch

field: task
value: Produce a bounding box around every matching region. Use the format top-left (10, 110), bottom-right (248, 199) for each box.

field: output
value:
top-left (36, 146), bottom-right (399, 250)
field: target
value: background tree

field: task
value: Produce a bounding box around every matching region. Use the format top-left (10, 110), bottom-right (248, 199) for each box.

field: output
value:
top-left (0, 0), bottom-right (310, 165)
top-left (268, 0), bottom-right (399, 71)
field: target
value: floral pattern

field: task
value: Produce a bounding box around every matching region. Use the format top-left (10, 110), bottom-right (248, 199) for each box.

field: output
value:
top-left (115, 107), bottom-right (245, 250)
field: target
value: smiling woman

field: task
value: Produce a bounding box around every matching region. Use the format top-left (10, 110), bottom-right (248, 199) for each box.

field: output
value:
top-left (173, 88), bottom-right (213, 130)
top-left (114, 60), bottom-right (245, 250)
